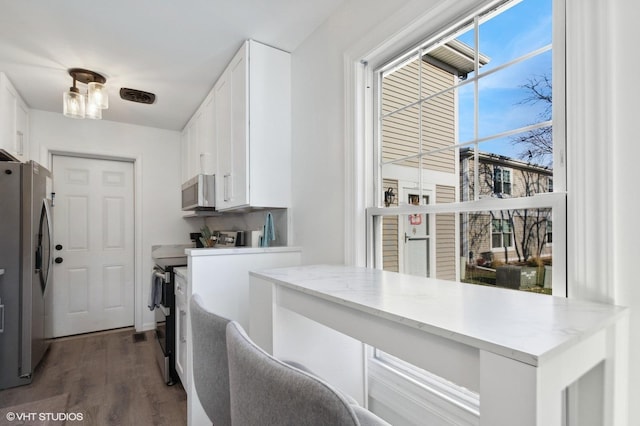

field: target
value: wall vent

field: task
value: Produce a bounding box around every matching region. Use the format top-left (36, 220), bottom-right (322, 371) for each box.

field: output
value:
top-left (119, 88), bottom-right (156, 104)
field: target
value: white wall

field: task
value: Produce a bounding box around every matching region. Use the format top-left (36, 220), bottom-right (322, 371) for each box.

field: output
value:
top-left (290, 0), bottom-right (417, 264)
top-left (291, 0), bottom-right (640, 423)
top-left (29, 110), bottom-right (196, 331)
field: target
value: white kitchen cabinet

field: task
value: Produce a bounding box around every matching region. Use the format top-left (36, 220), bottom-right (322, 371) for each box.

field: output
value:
top-left (180, 91), bottom-right (216, 183)
top-left (174, 267), bottom-right (189, 389)
top-left (0, 72), bottom-right (29, 161)
top-left (185, 247), bottom-right (301, 426)
top-left (180, 123), bottom-right (192, 183)
top-left (199, 93), bottom-right (215, 175)
top-left (215, 40), bottom-right (291, 211)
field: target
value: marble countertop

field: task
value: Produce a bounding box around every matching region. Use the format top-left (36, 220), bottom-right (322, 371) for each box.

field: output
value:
top-left (186, 246), bottom-right (301, 257)
top-left (250, 264), bottom-right (628, 366)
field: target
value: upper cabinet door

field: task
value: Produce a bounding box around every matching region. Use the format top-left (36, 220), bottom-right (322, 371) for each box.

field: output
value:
top-left (227, 44), bottom-right (249, 210)
top-left (15, 100), bottom-right (28, 160)
top-left (0, 72), bottom-right (29, 162)
top-left (200, 93), bottom-right (216, 176)
top-left (214, 68), bottom-right (232, 210)
top-left (180, 86), bottom-right (216, 184)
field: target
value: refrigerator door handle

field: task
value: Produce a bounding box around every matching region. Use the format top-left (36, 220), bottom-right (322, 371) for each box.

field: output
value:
top-left (39, 199), bottom-right (53, 294)
top-left (0, 302), bottom-right (4, 333)
top-left (35, 246), bottom-right (42, 273)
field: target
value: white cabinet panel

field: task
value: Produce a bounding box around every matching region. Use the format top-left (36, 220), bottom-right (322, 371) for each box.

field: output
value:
top-left (181, 90), bottom-right (216, 182)
top-left (175, 269), bottom-right (188, 387)
top-left (215, 70), bottom-right (232, 208)
top-left (0, 72), bottom-right (29, 161)
top-left (228, 47), bottom-right (248, 209)
top-left (199, 94), bottom-right (216, 175)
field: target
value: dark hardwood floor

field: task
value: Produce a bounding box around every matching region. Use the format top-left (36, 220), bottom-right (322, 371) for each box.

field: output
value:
top-left (0, 328), bottom-right (187, 425)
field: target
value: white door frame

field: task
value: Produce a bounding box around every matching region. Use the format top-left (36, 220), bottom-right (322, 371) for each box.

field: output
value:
top-left (48, 149), bottom-right (144, 332)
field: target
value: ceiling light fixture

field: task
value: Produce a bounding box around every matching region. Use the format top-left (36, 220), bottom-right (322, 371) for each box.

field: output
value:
top-left (63, 68), bottom-right (108, 120)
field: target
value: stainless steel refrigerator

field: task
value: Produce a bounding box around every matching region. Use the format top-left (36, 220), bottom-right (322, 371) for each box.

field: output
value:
top-left (0, 160), bottom-right (53, 389)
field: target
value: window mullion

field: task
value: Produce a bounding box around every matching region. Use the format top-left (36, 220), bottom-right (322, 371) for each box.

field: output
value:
top-left (473, 16), bottom-right (480, 202)
top-left (418, 48), bottom-right (425, 203)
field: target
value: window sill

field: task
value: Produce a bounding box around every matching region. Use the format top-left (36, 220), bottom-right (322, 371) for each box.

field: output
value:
top-left (368, 355), bottom-right (479, 426)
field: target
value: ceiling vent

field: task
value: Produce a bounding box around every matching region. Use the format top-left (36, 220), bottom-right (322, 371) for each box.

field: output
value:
top-left (119, 88), bottom-right (156, 104)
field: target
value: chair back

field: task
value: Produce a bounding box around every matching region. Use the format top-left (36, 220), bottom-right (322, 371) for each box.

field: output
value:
top-left (226, 320), bottom-right (361, 426)
top-left (190, 294), bottom-right (231, 426)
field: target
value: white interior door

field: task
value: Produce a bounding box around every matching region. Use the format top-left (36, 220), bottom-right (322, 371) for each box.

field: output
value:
top-left (51, 155), bottom-right (134, 337)
top-left (400, 185), bottom-right (432, 277)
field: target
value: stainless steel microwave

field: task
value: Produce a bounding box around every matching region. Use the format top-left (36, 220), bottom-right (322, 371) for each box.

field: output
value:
top-left (182, 174), bottom-right (215, 210)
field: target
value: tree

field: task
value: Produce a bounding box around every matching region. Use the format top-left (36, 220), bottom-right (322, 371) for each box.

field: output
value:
top-left (511, 75), bottom-right (553, 167)
top-left (505, 168), bottom-right (551, 263)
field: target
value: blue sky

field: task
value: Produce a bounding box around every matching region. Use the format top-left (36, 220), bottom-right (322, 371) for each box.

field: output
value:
top-left (455, 0), bottom-right (553, 160)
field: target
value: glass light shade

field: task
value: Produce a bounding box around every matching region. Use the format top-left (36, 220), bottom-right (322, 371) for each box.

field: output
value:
top-left (63, 90), bottom-right (85, 119)
top-left (85, 97), bottom-right (102, 119)
top-left (88, 81), bottom-right (108, 109)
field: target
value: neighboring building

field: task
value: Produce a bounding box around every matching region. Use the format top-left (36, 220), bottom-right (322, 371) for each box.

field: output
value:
top-left (380, 41), bottom-right (488, 280)
top-left (459, 147), bottom-right (553, 265)
top-left (380, 37), bottom-right (552, 280)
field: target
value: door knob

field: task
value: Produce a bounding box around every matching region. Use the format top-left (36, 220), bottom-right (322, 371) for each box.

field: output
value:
top-left (54, 257), bottom-right (63, 264)
top-left (55, 244), bottom-right (63, 250)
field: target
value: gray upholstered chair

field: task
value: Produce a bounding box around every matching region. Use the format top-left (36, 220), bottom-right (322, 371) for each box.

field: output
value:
top-left (226, 320), bottom-right (391, 426)
top-left (190, 294), bottom-right (232, 426)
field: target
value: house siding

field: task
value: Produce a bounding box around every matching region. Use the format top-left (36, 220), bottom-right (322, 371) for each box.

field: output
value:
top-left (382, 178), bottom-right (399, 272)
top-left (435, 185), bottom-right (456, 280)
top-left (381, 58), bottom-right (456, 173)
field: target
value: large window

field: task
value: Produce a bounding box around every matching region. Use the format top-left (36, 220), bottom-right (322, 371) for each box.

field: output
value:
top-left (368, 0), bottom-right (565, 296)
top-left (363, 0), bottom-right (565, 420)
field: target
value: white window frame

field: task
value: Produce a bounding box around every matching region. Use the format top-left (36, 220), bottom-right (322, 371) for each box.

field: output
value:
top-left (493, 166), bottom-right (513, 196)
top-left (364, 0), bottom-right (566, 297)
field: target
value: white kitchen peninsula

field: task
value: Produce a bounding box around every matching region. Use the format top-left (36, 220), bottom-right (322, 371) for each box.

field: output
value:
top-left (249, 264), bottom-right (629, 426)
top-left (185, 246), bottom-right (301, 426)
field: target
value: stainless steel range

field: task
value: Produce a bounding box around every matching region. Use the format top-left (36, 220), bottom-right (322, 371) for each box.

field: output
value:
top-left (151, 245), bottom-right (189, 385)
top-left (150, 234), bottom-right (246, 385)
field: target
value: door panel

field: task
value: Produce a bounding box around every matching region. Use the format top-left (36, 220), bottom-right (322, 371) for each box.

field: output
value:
top-left (51, 156), bottom-right (134, 337)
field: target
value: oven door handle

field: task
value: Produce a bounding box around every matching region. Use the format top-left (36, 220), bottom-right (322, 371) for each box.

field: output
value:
top-left (157, 304), bottom-right (170, 316)
top-left (153, 270), bottom-right (166, 280)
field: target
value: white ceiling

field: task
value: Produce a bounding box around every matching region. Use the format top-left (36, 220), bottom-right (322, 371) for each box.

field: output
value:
top-left (0, 0), bottom-right (346, 131)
